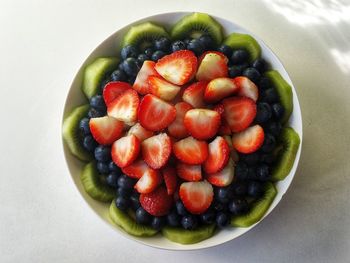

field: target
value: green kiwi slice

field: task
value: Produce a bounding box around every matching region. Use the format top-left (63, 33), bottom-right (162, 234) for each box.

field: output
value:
top-left (162, 224), bottom-right (216, 244)
top-left (62, 104), bottom-right (92, 162)
top-left (231, 182), bottom-right (277, 227)
top-left (170, 12), bottom-right (223, 45)
top-left (223, 33), bottom-right (261, 62)
top-left (81, 162), bottom-right (115, 202)
top-left (82, 57), bottom-right (119, 99)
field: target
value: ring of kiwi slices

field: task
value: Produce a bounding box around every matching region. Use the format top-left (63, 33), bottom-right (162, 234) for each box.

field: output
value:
top-left (62, 12), bottom-right (301, 245)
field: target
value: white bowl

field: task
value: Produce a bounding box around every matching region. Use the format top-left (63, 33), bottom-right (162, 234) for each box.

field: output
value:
top-left (61, 12), bottom-right (303, 250)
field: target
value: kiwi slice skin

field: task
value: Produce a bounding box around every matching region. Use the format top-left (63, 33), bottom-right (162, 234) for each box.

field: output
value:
top-left (265, 70), bottom-right (293, 124)
top-left (109, 200), bottom-right (158, 237)
top-left (223, 33), bottom-right (261, 62)
top-left (62, 104), bottom-right (92, 162)
top-left (81, 162), bottom-right (115, 202)
top-left (171, 12), bottom-right (223, 46)
top-left (162, 224), bottom-right (216, 244)
top-left (231, 182), bottom-right (277, 227)
top-left (82, 57), bottom-right (119, 99)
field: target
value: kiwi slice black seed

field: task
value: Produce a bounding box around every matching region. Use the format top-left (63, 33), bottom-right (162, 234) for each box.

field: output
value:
top-left (223, 33), bottom-right (261, 62)
top-left (162, 224), bottom-right (216, 244)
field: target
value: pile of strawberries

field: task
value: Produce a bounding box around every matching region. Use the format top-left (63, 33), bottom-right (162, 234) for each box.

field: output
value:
top-left (89, 50), bottom-right (265, 217)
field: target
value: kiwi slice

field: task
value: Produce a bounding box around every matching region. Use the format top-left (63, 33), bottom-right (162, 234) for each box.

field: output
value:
top-left (122, 22), bottom-right (169, 50)
top-left (82, 57), bottom-right (119, 99)
top-left (62, 104), bottom-right (92, 162)
top-left (223, 33), bottom-right (261, 62)
top-left (81, 162), bottom-right (115, 202)
top-left (231, 182), bottom-right (277, 227)
top-left (109, 200), bottom-right (158, 237)
top-left (170, 12), bottom-right (223, 45)
top-left (265, 70), bottom-right (293, 124)
top-left (162, 224), bottom-right (216, 244)
top-left (271, 127), bottom-right (300, 181)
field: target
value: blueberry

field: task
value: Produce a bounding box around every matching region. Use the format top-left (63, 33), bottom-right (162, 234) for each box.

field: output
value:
top-left (136, 53), bottom-right (149, 66)
top-left (108, 161), bottom-right (121, 173)
top-left (79, 118), bottom-right (90, 135)
top-left (181, 215), bottom-right (198, 230)
top-left (121, 45), bottom-right (139, 60)
top-left (212, 201), bottom-right (226, 212)
top-left (154, 37), bottom-right (171, 52)
top-left (171, 40), bottom-right (186, 52)
top-left (151, 50), bottom-right (166, 61)
top-left (216, 212), bottom-right (229, 228)
top-left (252, 58), bottom-right (268, 73)
top-left (90, 95), bottom-right (106, 112)
top-left (135, 207), bottom-right (151, 225)
top-left (187, 39), bottom-right (204, 56)
top-left (88, 108), bottom-right (104, 118)
top-left (265, 121), bottom-right (282, 137)
top-left (261, 133), bottom-right (276, 153)
top-left (235, 162), bottom-right (249, 181)
top-left (106, 172), bottom-right (120, 187)
top-left (256, 164), bottom-right (271, 181)
top-left (228, 66), bottom-right (242, 78)
top-left (236, 62), bottom-right (249, 73)
top-left (115, 196), bottom-right (129, 211)
top-left (130, 191), bottom-right (140, 210)
top-left (82, 135), bottom-right (97, 152)
top-left (217, 45), bottom-right (233, 58)
top-left (259, 76), bottom-right (272, 90)
top-left (184, 38), bottom-right (192, 45)
top-left (144, 48), bottom-right (154, 58)
top-left (121, 58), bottom-right (139, 77)
top-left (96, 161), bottom-right (109, 174)
top-left (167, 211), bottom-right (181, 227)
top-left (228, 198), bottom-right (248, 215)
top-left (198, 34), bottom-right (215, 50)
top-left (247, 181), bottom-right (264, 198)
top-left (128, 76), bottom-right (136, 85)
top-left (216, 187), bottom-right (233, 204)
top-left (240, 152), bottom-right (260, 165)
top-left (255, 102), bottom-right (272, 123)
top-left (200, 209), bottom-right (216, 224)
top-left (232, 182), bottom-right (248, 196)
top-left (261, 88), bottom-right (279, 103)
top-left (243, 67), bottom-right (261, 84)
top-left (94, 145), bottom-right (111, 162)
top-left (117, 186), bottom-right (131, 197)
top-left (175, 200), bottom-right (188, 216)
top-left (110, 69), bottom-right (127, 82)
top-left (271, 103), bottom-right (285, 120)
top-left (247, 166), bottom-right (257, 180)
top-left (260, 153), bottom-right (275, 164)
top-left (151, 216), bottom-right (166, 230)
top-left (231, 49), bottom-right (249, 64)
top-left (117, 175), bottom-right (135, 190)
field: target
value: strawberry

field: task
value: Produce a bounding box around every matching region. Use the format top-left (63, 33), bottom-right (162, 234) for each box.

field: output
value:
top-left (184, 109), bottom-right (221, 140)
top-left (127, 123), bottom-right (154, 142)
top-left (134, 169), bottom-right (163, 194)
top-left (198, 51), bottom-right (229, 64)
top-left (205, 159), bottom-right (234, 187)
top-left (204, 77), bottom-right (239, 103)
top-left (223, 135), bottom-right (240, 163)
top-left (141, 133), bottom-right (172, 169)
top-left (234, 76), bottom-right (259, 102)
top-left (203, 136), bottom-right (230, 174)
top-left (122, 159), bottom-right (154, 179)
top-left (133, 60), bottom-right (159, 95)
top-left (138, 94), bottom-right (176, 132)
top-left (148, 76), bottom-right (181, 101)
top-left (182, 81), bottom-right (207, 108)
top-left (173, 136), bottom-right (208, 165)
top-left (140, 186), bottom-right (173, 216)
top-left (111, 134), bottom-right (140, 168)
top-left (196, 51), bottom-right (228, 82)
top-left (176, 162), bottom-right (202, 182)
top-left (213, 104), bottom-right (231, 135)
top-left (155, 50), bottom-right (197, 85)
top-left (232, 124), bottom-right (265, 154)
top-left (103, 81), bottom-right (131, 106)
top-left (107, 89), bottom-right (139, 123)
top-left (223, 97), bottom-right (257, 132)
top-left (89, 116), bottom-right (124, 145)
top-left (168, 102), bottom-right (193, 139)
top-left (179, 180), bottom-right (214, 214)
top-left (162, 166), bottom-right (178, 195)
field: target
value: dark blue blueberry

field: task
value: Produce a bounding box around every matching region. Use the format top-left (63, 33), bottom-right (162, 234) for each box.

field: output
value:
top-left (181, 215), bottom-right (198, 230)
top-left (261, 133), bottom-right (276, 153)
top-left (260, 153), bottom-right (275, 164)
top-left (94, 145), bottom-right (111, 162)
top-left (198, 34), bottom-right (215, 50)
top-left (235, 162), bottom-right (249, 181)
top-left (243, 67), bottom-right (261, 84)
top-left (117, 175), bottom-right (135, 190)
top-left (228, 66), bottom-right (242, 78)
top-left (200, 209), bottom-right (216, 224)
top-left (231, 49), bottom-right (249, 64)
top-left (128, 76), bottom-right (136, 84)
top-left (88, 108), bottom-right (104, 118)
top-left (247, 166), bottom-right (257, 180)
top-left (175, 200), bottom-right (188, 216)
top-left (82, 135), bottom-right (97, 152)
top-left (216, 187), bottom-right (233, 204)
top-left (184, 38), bottom-right (192, 45)
top-left (130, 191), bottom-right (140, 210)
top-left (154, 37), bottom-right (171, 52)
top-left (252, 58), bottom-right (268, 73)
top-left (255, 102), bottom-right (272, 124)
top-left (90, 95), bottom-right (106, 112)
top-left (259, 76), bottom-right (272, 90)
top-left (171, 40), bottom-right (186, 52)
top-left (217, 45), bottom-right (233, 58)
top-left (121, 58), bottom-right (139, 77)
top-left (167, 211), bottom-right (181, 227)
top-left (121, 45), bottom-right (139, 60)
top-left (187, 39), bottom-right (204, 56)
top-left (108, 161), bottom-right (121, 173)
top-left (271, 103), bottom-right (285, 120)
top-left (236, 62), bottom-right (249, 73)
top-left (216, 212), bottom-right (229, 228)
top-left (232, 182), bottom-right (247, 196)
top-left (261, 88), bottom-right (279, 103)
top-left (96, 161), bottom-right (109, 174)
top-left (79, 118), bottom-right (90, 135)
top-left (117, 186), bottom-right (131, 197)
top-left (110, 69), bottom-right (127, 82)
top-left (135, 207), bottom-right (151, 225)
top-left (144, 48), bottom-right (154, 58)
top-left (247, 181), bottom-right (264, 198)
top-left (256, 164), bottom-right (271, 181)
top-left (115, 196), bottom-right (129, 211)
top-left (106, 172), bottom-right (120, 187)
top-left (240, 152), bottom-right (260, 166)
top-left (212, 200), bottom-right (227, 212)
top-left (265, 121), bottom-right (282, 137)
top-left (151, 50), bottom-right (166, 61)
top-left (228, 198), bottom-right (248, 215)
top-left (151, 216), bottom-right (166, 230)
top-left (137, 54), bottom-right (149, 66)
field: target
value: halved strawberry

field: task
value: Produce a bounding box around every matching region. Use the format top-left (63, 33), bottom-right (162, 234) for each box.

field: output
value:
top-left (204, 77), bottom-right (239, 103)
top-left (179, 180), bottom-right (214, 214)
top-left (203, 136), bottom-right (230, 174)
top-left (103, 81), bottom-right (131, 106)
top-left (89, 116), bottom-right (124, 145)
top-left (107, 89), bottom-right (139, 123)
top-left (138, 94), bottom-right (176, 131)
top-left (234, 76), bottom-right (259, 102)
top-left (141, 133), bottom-right (172, 169)
top-left (122, 159), bottom-right (154, 179)
top-left (176, 162), bottom-right (202, 182)
top-left (196, 51), bottom-right (228, 82)
top-left (133, 60), bottom-right (159, 95)
top-left (184, 109), bottom-right (221, 140)
top-left (168, 102), bottom-right (193, 139)
top-left (223, 135), bottom-right (240, 163)
top-left (140, 186), bottom-right (173, 216)
top-left (155, 50), bottom-right (197, 85)
top-left (134, 169), bottom-right (163, 194)
top-left (148, 76), bottom-right (181, 101)
top-left (206, 159), bottom-right (234, 187)
top-left (223, 97), bottom-right (256, 132)
top-left (182, 81), bottom-right (207, 108)
top-left (111, 134), bottom-right (140, 168)
top-left (232, 124), bottom-right (265, 153)
top-left (213, 103), bottom-right (231, 135)
top-left (173, 136), bottom-right (208, 165)
top-left (127, 123), bottom-right (154, 142)
top-left (162, 166), bottom-right (178, 195)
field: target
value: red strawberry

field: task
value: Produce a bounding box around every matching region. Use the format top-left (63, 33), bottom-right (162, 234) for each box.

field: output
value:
top-left (162, 166), bottom-right (178, 195)
top-left (232, 124), bottom-right (265, 154)
top-left (234, 76), bottom-right (259, 102)
top-left (155, 50), bottom-right (197, 85)
top-left (103, 81), bottom-right (131, 106)
top-left (140, 186), bottom-right (173, 216)
top-left (223, 135), bottom-right (240, 163)
top-left (204, 77), bottom-right (239, 103)
top-left (183, 109), bottom-right (221, 140)
top-left (206, 159), bottom-right (234, 187)
top-left (141, 133), bottom-right (172, 169)
top-left (179, 180), bottom-right (214, 214)
top-left (198, 51), bottom-right (229, 64)
top-left (134, 169), bottom-right (163, 194)
top-left (173, 136), bottom-right (208, 165)
top-left (176, 162), bottom-right (202, 182)
top-left (133, 60), bottom-right (159, 95)
top-left (223, 97), bottom-right (256, 132)
top-left (182, 81), bottom-right (207, 108)
top-left (203, 136), bottom-right (230, 174)
top-left (138, 94), bottom-right (176, 131)
top-left (127, 123), bottom-right (154, 142)
top-left (148, 76), bottom-right (181, 101)
top-left (111, 134), bottom-right (140, 168)
top-left (168, 102), bottom-right (193, 139)
top-left (196, 51), bottom-right (228, 82)
top-left (213, 104), bottom-right (231, 135)
top-left (89, 116), bottom-right (124, 145)
top-left (107, 89), bottom-right (139, 123)
top-left (122, 159), bottom-right (154, 179)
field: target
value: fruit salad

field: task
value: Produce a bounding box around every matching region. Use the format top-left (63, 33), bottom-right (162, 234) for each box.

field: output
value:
top-left (62, 12), bottom-right (300, 245)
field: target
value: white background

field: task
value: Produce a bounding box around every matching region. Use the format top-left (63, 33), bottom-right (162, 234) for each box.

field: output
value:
top-left (1, 0), bottom-right (350, 262)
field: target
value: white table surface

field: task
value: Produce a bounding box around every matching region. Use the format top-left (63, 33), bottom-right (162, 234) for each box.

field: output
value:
top-left (1, 0), bottom-right (350, 262)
